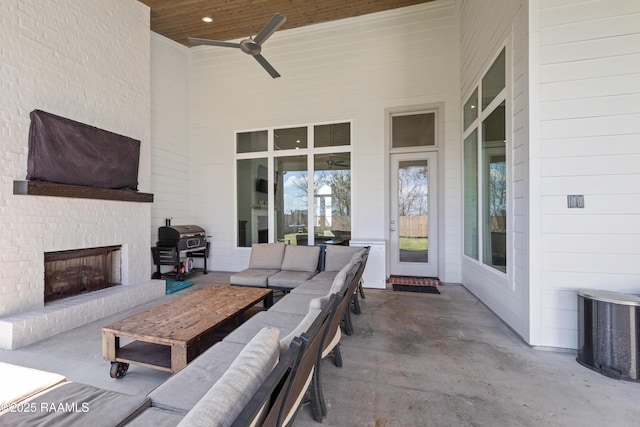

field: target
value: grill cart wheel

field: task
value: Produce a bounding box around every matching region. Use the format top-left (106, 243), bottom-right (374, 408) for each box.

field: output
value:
top-left (110, 362), bottom-right (129, 379)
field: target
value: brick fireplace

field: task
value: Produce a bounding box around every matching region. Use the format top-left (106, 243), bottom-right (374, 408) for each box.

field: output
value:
top-left (0, 0), bottom-right (165, 350)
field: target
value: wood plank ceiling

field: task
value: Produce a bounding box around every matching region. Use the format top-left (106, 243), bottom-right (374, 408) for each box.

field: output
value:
top-left (138, 0), bottom-right (434, 46)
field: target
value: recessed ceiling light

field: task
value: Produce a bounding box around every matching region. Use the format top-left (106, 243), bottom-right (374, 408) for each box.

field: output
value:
top-left (202, 16), bottom-right (213, 23)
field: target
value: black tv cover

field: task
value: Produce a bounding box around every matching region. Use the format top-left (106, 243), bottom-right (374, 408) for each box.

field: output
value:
top-left (27, 110), bottom-right (140, 191)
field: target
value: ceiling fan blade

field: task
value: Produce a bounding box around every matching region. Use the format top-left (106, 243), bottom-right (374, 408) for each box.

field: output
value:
top-left (253, 13), bottom-right (287, 45)
top-left (254, 54), bottom-right (281, 78)
top-left (188, 38), bottom-right (241, 49)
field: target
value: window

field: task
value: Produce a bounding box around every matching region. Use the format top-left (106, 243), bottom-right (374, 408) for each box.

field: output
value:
top-left (463, 130), bottom-right (478, 259)
top-left (463, 47), bottom-right (507, 273)
top-left (236, 122), bottom-right (351, 247)
top-left (391, 112), bottom-right (436, 148)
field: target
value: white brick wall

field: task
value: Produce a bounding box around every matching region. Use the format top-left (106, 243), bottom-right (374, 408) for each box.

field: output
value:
top-left (0, 0), bottom-right (157, 345)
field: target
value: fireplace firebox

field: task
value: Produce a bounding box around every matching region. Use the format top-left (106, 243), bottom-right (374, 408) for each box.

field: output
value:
top-left (44, 246), bottom-right (121, 303)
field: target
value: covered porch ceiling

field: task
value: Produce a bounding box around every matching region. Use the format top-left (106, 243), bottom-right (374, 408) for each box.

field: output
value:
top-left (138, 0), bottom-right (435, 46)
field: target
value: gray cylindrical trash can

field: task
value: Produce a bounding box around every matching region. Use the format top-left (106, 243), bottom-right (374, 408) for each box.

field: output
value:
top-left (577, 289), bottom-right (640, 382)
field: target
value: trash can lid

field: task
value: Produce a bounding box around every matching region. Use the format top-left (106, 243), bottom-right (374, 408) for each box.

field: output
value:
top-left (578, 289), bottom-right (640, 306)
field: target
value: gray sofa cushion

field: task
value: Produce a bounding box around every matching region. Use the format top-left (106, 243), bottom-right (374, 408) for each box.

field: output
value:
top-left (267, 270), bottom-right (317, 289)
top-left (248, 242), bottom-right (286, 269)
top-left (268, 293), bottom-right (319, 316)
top-left (177, 327), bottom-right (280, 427)
top-left (327, 261), bottom-right (353, 294)
top-left (149, 341), bottom-right (245, 413)
top-left (289, 278), bottom-right (333, 295)
top-left (126, 407), bottom-right (184, 427)
top-left (230, 268), bottom-right (280, 287)
top-left (0, 382), bottom-right (150, 427)
top-left (307, 270), bottom-right (338, 283)
top-left (280, 244), bottom-right (321, 272)
top-left (223, 311), bottom-right (303, 345)
top-left (324, 245), bottom-right (363, 271)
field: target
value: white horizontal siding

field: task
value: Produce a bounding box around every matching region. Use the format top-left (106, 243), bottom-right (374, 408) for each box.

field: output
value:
top-left (186, 2), bottom-right (462, 277)
top-left (534, 0), bottom-right (640, 348)
top-left (150, 33), bottom-right (191, 238)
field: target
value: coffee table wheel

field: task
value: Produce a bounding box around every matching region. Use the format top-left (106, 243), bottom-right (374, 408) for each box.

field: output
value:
top-left (110, 362), bottom-right (129, 379)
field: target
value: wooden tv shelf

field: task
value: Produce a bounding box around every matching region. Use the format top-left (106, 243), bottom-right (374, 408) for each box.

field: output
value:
top-left (13, 180), bottom-right (154, 203)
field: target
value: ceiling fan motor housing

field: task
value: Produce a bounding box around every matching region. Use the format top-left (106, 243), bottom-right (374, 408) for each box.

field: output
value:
top-left (240, 39), bottom-right (261, 55)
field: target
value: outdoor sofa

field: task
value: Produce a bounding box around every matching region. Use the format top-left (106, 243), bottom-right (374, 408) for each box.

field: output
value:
top-left (0, 244), bottom-right (369, 427)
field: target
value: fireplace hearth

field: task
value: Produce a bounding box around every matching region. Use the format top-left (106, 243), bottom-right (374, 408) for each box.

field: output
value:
top-left (44, 246), bottom-right (121, 303)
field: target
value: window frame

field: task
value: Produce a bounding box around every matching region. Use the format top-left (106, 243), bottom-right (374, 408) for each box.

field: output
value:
top-left (462, 45), bottom-right (511, 277)
top-left (234, 120), bottom-right (353, 248)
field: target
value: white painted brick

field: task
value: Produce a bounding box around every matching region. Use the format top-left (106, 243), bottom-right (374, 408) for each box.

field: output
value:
top-left (0, 0), bottom-right (155, 347)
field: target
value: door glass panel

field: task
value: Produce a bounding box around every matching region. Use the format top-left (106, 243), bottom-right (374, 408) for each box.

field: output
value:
top-left (482, 102), bottom-right (506, 272)
top-left (274, 127), bottom-right (307, 151)
top-left (397, 160), bottom-right (429, 263)
top-left (275, 155), bottom-right (308, 245)
top-left (236, 130), bottom-right (267, 153)
top-left (237, 158), bottom-right (268, 246)
top-left (314, 123), bottom-right (350, 147)
top-left (313, 153), bottom-right (351, 245)
top-left (464, 129), bottom-right (479, 259)
top-left (392, 112), bottom-right (435, 148)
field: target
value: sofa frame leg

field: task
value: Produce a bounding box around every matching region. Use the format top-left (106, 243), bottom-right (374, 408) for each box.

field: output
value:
top-left (332, 344), bottom-right (343, 368)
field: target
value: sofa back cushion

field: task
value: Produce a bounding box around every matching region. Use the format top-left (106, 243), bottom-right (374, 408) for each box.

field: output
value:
top-left (279, 307), bottom-right (322, 357)
top-left (327, 259), bottom-right (359, 295)
top-left (280, 244), bottom-right (321, 272)
top-left (248, 242), bottom-right (286, 269)
top-left (177, 327), bottom-right (280, 427)
top-left (324, 245), bottom-right (363, 272)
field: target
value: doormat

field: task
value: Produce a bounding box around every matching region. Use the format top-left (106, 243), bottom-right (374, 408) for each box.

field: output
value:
top-left (388, 276), bottom-right (442, 286)
top-left (166, 280), bottom-right (193, 294)
top-left (392, 283), bottom-right (440, 294)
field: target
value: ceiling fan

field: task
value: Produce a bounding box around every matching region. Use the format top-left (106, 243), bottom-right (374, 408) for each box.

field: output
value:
top-left (326, 155), bottom-right (349, 170)
top-left (188, 2), bottom-right (286, 78)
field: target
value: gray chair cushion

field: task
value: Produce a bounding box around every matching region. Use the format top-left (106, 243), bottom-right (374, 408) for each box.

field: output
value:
top-left (149, 341), bottom-right (245, 413)
top-left (324, 246), bottom-right (363, 271)
top-left (230, 268), bottom-right (279, 287)
top-left (177, 327), bottom-right (280, 427)
top-left (0, 382), bottom-right (150, 427)
top-left (248, 242), bottom-right (286, 269)
top-left (280, 245), bottom-right (321, 272)
top-left (268, 270), bottom-right (317, 289)
top-left (126, 408), bottom-right (184, 427)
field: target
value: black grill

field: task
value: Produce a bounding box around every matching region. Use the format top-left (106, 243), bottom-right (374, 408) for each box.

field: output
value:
top-left (157, 225), bottom-right (206, 252)
top-left (151, 225), bottom-right (209, 280)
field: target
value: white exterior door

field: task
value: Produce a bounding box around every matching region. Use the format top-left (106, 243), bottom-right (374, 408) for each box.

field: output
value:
top-left (389, 152), bottom-right (438, 277)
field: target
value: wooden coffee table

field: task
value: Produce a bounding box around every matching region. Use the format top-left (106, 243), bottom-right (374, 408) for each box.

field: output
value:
top-left (102, 285), bottom-right (273, 378)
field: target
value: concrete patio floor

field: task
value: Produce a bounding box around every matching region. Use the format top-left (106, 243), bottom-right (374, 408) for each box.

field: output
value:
top-left (1, 273), bottom-right (639, 426)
